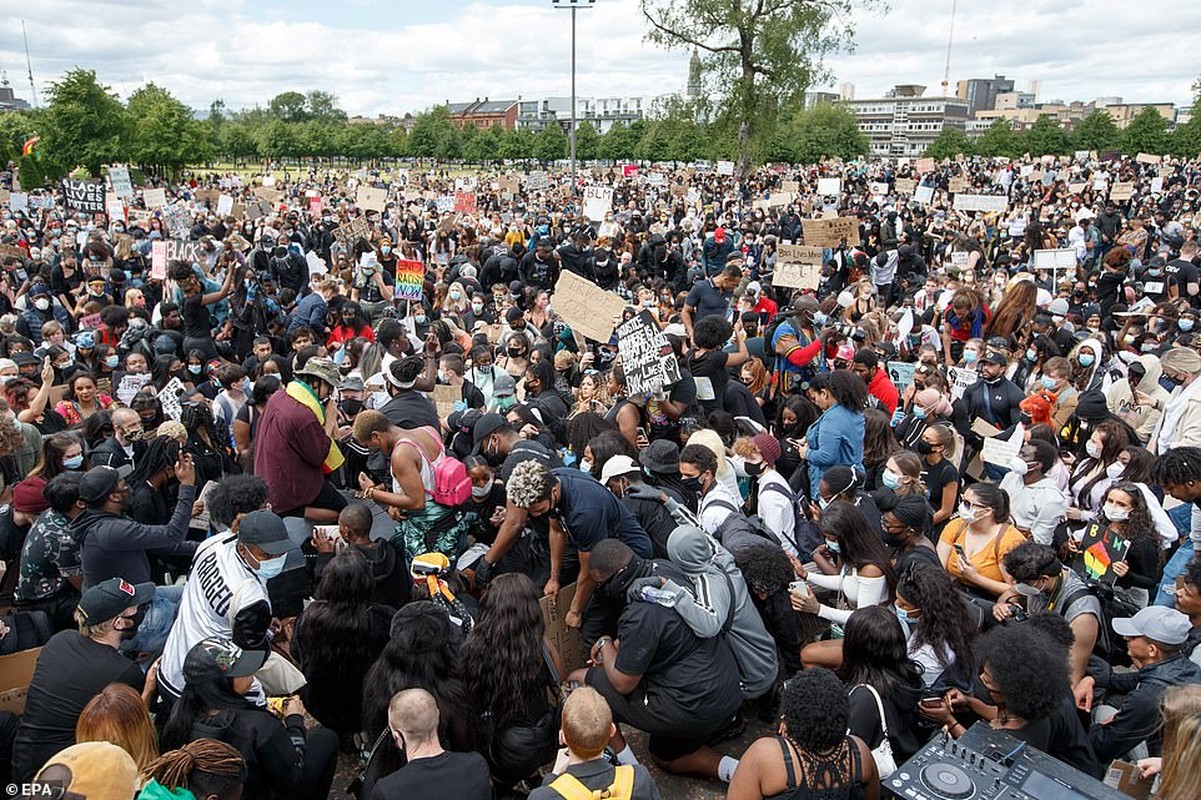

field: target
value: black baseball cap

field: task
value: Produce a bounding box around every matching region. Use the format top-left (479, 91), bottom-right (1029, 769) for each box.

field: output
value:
top-left (236, 509), bottom-right (295, 555)
top-left (77, 578), bottom-right (155, 625)
top-left (470, 412), bottom-right (508, 455)
top-left (183, 637), bottom-right (269, 683)
top-left (78, 466), bottom-right (123, 503)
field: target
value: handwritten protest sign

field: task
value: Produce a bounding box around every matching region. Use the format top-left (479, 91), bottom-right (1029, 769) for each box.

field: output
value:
top-left (165, 239), bottom-right (203, 265)
top-left (435, 195), bottom-right (455, 214)
top-left (145, 188), bottom-right (169, 209)
top-left (151, 241), bottom-right (168, 280)
top-left (541, 582), bottom-right (588, 672)
top-left (356, 186), bottom-right (387, 212)
top-left (953, 194), bottom-right (1008, 213)
top-left (164, 205), bottom-right (191, 239)
top-left (894, 178), bottom-right (916, 195)
top-left (716, 160), bottom-right (735, 176)
top-left (948, 366), bottom-right (978, 401)
top-left (982, 428), bottom-right (1022, 467)
top-left (453, 191), bottom-right (477, 215)
top-left (582, 185), bottom-right (613, 221)
top-left (948, 176), bottom-right (968, 194)
top-left (7, 192), bottom-right (27, 213)
top-left (105, 193), bottom-right (125, 222)
top-left (773, 245), bottom-right (824, 290)
top-left (159, 377), bottom-right (186, 421)
top-left (61, 179), bottom-right (105, 213)
top-left (1150, 177), bottom-right (1164, 194)
top-left (616, 310), bottom-right (681, 396)
top-left (803, 217), bottom-right (860, 247)
top-left (915, 158), bottom-right (935, 173)
top-left (109, 166), bottom-right (133, 198)
top-left (431, 384), bottom-right (462, 420)
top-left (498, 175), bottom-right (520, 196)
top-left (116, 373), bottom-right (152, 405)
top-left (252, 186), bottom-right (282, 204)
top-left (887, 361), bottom-right (917, 393)
top-left (1135, 152), bottom-right (1161, 165)
top-left (913, 185), bottom-right (934, 204)
top-left (767, 192), bottom-right (792, 208)
top-left (334, 218), bottom-right (370, 245)
top-left (1109, 182), bottom-right (1134, 201)
top-left (216, 194), bottom-right (234, 217)
top-left (525, 171), bottom-right (549, 192)
top-left (394, 259), bottom-right (425, 302)
top-left (552, 271), bottom-right (626, 344)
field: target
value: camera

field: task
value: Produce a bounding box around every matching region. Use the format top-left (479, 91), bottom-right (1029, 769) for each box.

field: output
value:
top-left (833, 322), bottom-right (866, 342)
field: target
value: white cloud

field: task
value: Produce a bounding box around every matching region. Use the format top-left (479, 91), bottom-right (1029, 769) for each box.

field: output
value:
top-left (1, 0), bottom-right (1197, 117)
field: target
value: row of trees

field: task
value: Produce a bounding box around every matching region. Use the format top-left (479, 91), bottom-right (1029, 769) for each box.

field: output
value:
top-left (925, 103), bottom-right (1201, 161)
top-left (0, 69), bottom-right (868, 183)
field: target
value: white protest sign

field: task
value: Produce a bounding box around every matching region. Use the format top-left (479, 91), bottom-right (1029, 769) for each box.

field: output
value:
top-left (716, 160), bottom-right (735, 176)
top-left (869, 182), bottom-right (889, 197)
top-left (951, 252), bottom-right (969, 268)
top-left (216, 194), bottom-right (234, 217)
top-left (1033, 249), bottom-right (1077, 271)
top-left (105, 193), bottom-right (125, 221)
top-left (817, 177), bottom-right (842, 196)
top-left (151, 241), bottom-right (168, 280)
top-left (1150, 177), bottom-right (1164, 194)
top-left (116, 373), bottom-right (152, 405)
top-left (143, 188), bottom-right (168, 208)
top-left (8, 192), bottom-right (27, 213)
top-left (982, 429), bottom-right (1022, 467)
top-left (886, 362), bottom-right (917, 393)
top-left (435, 195), bottom-right (455, 214)
top-left (913, 185), bottom-right (934, 205)
top-left (526, 171), bottom-right (549, 192)
top-left (109, 166), bottom-right (133, 198)
top-left (583, 186), bottom-right (613, 221)
top-left (262, 175), bottom-right (276, 187)
top-left (159, 377), bottom-right (186, 421)
top-left (953, 194), bottom-right (1008, 213)
top-left (948, 366), bottom-right (979, 401)
top-left (357, 186), bottom-right (388, 212)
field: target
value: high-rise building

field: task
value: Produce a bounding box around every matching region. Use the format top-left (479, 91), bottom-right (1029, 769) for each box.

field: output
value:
top-left (956, 75), bottom-right (1015, 117)
top-left (842, 84), bottom-right (969, 157)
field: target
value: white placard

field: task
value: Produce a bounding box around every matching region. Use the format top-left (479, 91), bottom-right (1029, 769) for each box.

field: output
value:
top-left (1150, 177), bottom-right (1164, 194)
top-left (109, 166), bottom-right (133, 198)
top-left (216, 194), bottom-right (234, 217)
top-left (948, 366), bottom-right (979, 401)
top-left (817, 177), bottom-right (841, 196)
top-left (116, 373), bottom-right (152, 405)
top-left (869, 182), bottom-right (889, 196)
top-left (913, 185), bottom-right (934, 205)
top-left (1033, 249), bottom-right (1077, 270)
top-left (159, 377), bottom-right (186, 421)
top-left (8, 192), bottom-right (27, 213)
top-left (526, 171), bottom-right (549, 192)
top-left (143, 188), bottom-right (167, 208)
top-left (262, 175), bottom-right (276, 187)
top-left (583, 186), bottom-right (614, 222)
top-left (953, 194), bottom-right (1008, 213)
top-left (716, 160), bottom-right (735, 176)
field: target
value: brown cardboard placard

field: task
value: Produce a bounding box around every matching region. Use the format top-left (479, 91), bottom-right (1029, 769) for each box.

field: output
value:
top-left (0, 647), bottom-right (42, 714)
top-left (895, 178), bottom-right (917, 195)
top-left (773, 244), bottom-right (825, 290)
top-left (431, 384), bottom-right (462, 421)
top-left (803, 216), bottom-right (860, 247)
top-left (1103, 760), bottom-right (1153, 800)
top-left (552, 270), bottom-right (627, 344)
top-left (540, 582), bottom-right (589, 673)
top-left (1110, 182), bottom-right (1135, 201)
top-left (357, 186), bottom-right (388, 212)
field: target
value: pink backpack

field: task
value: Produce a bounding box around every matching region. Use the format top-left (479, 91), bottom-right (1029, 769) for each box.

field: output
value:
top-left (401, 429), bottom-right (472, 506)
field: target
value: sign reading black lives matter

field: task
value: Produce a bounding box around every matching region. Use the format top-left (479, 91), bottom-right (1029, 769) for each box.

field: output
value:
top-left (617, 310), bottom-right (681, 396)
top-left (61, 179), bottom-right (106, 213)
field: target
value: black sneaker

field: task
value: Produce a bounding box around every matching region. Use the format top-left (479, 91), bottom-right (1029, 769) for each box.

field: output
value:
top-left (707, 712), bottom-right (745, 745)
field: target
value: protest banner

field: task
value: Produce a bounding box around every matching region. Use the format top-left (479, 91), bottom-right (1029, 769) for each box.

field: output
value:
top-left (1150, 177), bottom-right (1164, 194)
top-left (164, 239), bottom-right (203, 265)
top-left (981, 428), bottom-right (1022, 467)
top-left (432, 384), bottom-right (462, 421)
top-left (356, 186), bottom-right (387, 212)
top-left (644, 171), bottom-right (666, 187)
top-left (953, 194), bottom-right (1008, 213)
top-left (773, 244), bottom-right (824, 290)
top-left (1033, 249), bottom-right (1077, 272)
top-left (151, 241), bottom-right (168, 280)
top-left (1077, 523), bottom-right (1132, 587)
top-left (1135, 152), bottom-right (1161, 165)
top-left (869, 181), bottom-right (889, 197)
top-left (243, 199), bottom-right (269, 220)
top-left (525, 171), bottom-right (549, 192)
top-left (582, 185), bottom-right (613, 221)
top-left (552, 270), bottom-right (627, 344)
top-left (887, 361), bottom-right (917, 393)
top-left (333, 217), bottom-right (370, 245)
top-left (1068, 182), bottom-right (1087, 195)
top-left (948, 366), bottom-right (978, 401)
top-left (216, 194), bottom-right (234, 217)
top-left (913, 185), bottom-right (934, 204)
top-left (1109, 182), bottom-right (1135, 201)
top-left (394, 259), bottom-right (425, 302)
top-left (894, 178), bottom-right (916, 195)
top-left (252, 186), bottom-right (282, 204)
top-left (7, 192), bottom-right (27, 214)
top-left (621, 165), bottom-right (639, 178)
top-left (109, 166), bottom-right (133, 198)
top-left (453, 191), bottom-right (477, 215)
top-left (915, 157), bottom-right (935, 173)
top-left (803, 217), bottom-right (860, 247)
top-left (61, 179), bottom-right (105, 213)
top-left (616, 310), bottom-right (681, 396)
top-left (105, 193), bottom-right (124, 222)
top-left (308, 196), bottom-right (322, 217)
top-left (115, 373), bottom-right (151, 406)
top-left (540, 582), bottom-right (588, 672)
top-left (951, 251), bottom-right (970, 268)
top-left (145, 188), bottom-right (168, 209)
top-left (716, 160), bottom-right (735, 176)
top-left (817, 177), bottom-right (841, 196)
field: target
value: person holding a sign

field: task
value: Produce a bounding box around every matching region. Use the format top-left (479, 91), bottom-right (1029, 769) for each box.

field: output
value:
top-left (171, 262), bottom-right (236, 363)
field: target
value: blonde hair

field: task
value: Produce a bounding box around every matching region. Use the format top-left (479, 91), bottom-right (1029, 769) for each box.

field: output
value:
top-left (76, 683), bottom-right (159, 770)
top-left (1160, 685), bottom-right (1201, 800)
top-left (561, 686), bottom-right (613, 759)
top-left (74, 608), bottom-right (114, 641)
top-left (888, 451), bottom-right (927, 497)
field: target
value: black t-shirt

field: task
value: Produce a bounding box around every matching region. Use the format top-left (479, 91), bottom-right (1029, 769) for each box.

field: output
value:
top-left (921, 458), bottom-right (960, 517)
top-left (370, 751), bottom-right (492, 800)
top-left (684, 279), bottom-right (731, 322)
top-left (181, 294), bottom-right (213, 339)
top-left (13, 631), bottom-right (145, 781)
top-left (1166, 258), bottom-right (1199, 299)
top-left (553, 468), bottom-right (653, 558)
top-left (379, 390), bottom-right (440, 431)
top-left (688, 349), bottom-right (730, 413)
top-left (614, 598), bottom-right (742, 725)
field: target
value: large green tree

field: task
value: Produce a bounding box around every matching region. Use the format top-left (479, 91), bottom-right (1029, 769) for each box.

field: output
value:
top-left (599, 122), bottom-right (641, 162)
top-left (770, 102), bottom-right (867, 163)
top-left (40, 69), bottom-right (128, 178)
top-left (267, 91), bottom-right (309, 123)
top-left (641, 0), bottom-right (873, 173)
top-left (574, 120), bottom-right (600, 162)
top-left (1172, 78), bottom-right (1201, 158)
top-left (924, 126), bottom-right (973, 160)
top-left (1121, 107), bottom-right (1170, 155)
top-left (1072, 109), bottom-right (1120, 152)
top-left (537, 123), bottom-right (567, 163)
top-left (407, 107), bottom-right (457, 160)
top-left (1019, 114), bottom-right (1071, 156)
top-left (975, 118), bottom-right (1019, 158)
top-left (127, 83), bottom-right (206, 176)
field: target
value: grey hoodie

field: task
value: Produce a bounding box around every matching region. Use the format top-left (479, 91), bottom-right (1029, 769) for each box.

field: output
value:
top-left (633, 525), bottom-right (778, 699)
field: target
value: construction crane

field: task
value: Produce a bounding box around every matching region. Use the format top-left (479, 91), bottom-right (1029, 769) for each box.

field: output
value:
top-left (941, 0), bottom-right (957, 96)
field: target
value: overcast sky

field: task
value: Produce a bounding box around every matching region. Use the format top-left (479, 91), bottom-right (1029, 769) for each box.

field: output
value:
top-left (1, 0), bottom-right (1198, 116)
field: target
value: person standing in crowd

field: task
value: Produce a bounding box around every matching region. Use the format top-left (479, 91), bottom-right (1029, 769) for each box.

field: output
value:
top-left (798, 371), bottom-right (868, 498)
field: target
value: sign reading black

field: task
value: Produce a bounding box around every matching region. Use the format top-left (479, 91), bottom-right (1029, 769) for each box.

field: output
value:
top-left (61, 179), bottom-right (106, 213)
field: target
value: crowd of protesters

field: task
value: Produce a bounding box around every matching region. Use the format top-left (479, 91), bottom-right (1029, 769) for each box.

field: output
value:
top-left (1, 148), bottom-right (1201, 800)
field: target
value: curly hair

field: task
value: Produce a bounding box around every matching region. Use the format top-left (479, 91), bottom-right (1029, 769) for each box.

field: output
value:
top-left (1153, 446), bottom-right (1201, 488)
top-left (142, 739), bottom-right (246, 800)
top-left (976, 624), bottom-right (1069, 723)
top-left (1002, 542), bottom-right (1061, 583)
top-left (459, 574), bottom-right (550, 743)
top-left (204, 474), bottom-right (269, 529)
top-left (507, 459), bottom-right (554, 508)
top-left (737, 542), bottom-right (796, 596)
top-left (693, 315), bottom-right (733, 350)
top-left (781, 667), bottom-right (850, 753)
top-left (1099, 482), bottom-right (1163, 562)
top-left (565, 412), bottom-right (614, 464)
top-left (895, 563), bottom-right (976, 677)
top-left (810, 369), bottom-right (869, 412)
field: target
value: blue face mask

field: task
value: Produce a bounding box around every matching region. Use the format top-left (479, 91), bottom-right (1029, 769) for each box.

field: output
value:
top-left (824, 539), bottom-right (841, 554)
top-left (188, 364), bottom-right (203, 375)
top-left (912, 406), bottom-right (928, 420)
top-left (894, 605), bottom-right (913, 624)
top-left (1041, 375), bottom-right (1057, 391)
top-left (1181, 319), bottom-right (1196, 332)
top-left (813, 312), bottom-right (828, 327)
top-left (1078, 353), bottom-right (1095, 367)
top-left (105, 355), bottom-right (120, 368)
top-left (255, 553), bottom-right (288, 580)
top-left (882, 469), bottom-right (902, 490)
top-left (1026, 349), bottom-right (1037, 362)
top-left (63, 454), bottom-right (84, 470)
top-left (963, 350), bottom-right (979, 364)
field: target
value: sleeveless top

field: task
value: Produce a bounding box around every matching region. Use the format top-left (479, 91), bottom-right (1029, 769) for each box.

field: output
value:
top-left (393, 426), bottom-right (443, 496)
top-left (765, 735), bottom-right (866, 800)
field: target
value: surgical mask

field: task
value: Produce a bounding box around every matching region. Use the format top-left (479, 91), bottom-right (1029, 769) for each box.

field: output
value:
top-left (1103, 503), bottom-right (1130, 522)
top-left (813, 312), bottom-right (828, 327)
top-left (894, 605), bottom-right (914, 624)
top-left (824, 539), bottom-right (841, 554)
top-left (450, 290), bottom-right (462, 301)
top-left (1105, 461), bottom-right (1125, 480)
top-left (34, 298), bottom-right (49, 311)
top-left (105, 355), bottom-right (120, 368)
top-left (1012, 582), bottom-right (1043, 598)
top-left (580, 458), bottom-right (593, 475)
top-left (913, 405), bottom-right (930, 420)
top-left (189, 364), bottom-right (203, 375)
top-left (1041, 375), bottom-right (1057, 391)
top-left (1026, 349), bottom-right (1037, 362)
top-left (958, 503), bottom-right (980, 523)
top-left (817, 495), bottom-right (833, 510)
top-left (414, 315), bottom-right (427, 325)
top-left (1008, 456), bottom-right (1030, 476)
top-left (471, 483), bottom-right (492, 499)
top-left (380, 246), bottom-right (392, 255)
top-left (1078, 353), bottom-right (1095, 367)
top-left (1181, 319), bottom-right (1196, 332)
top-left (63, 454), bottom-right (85, 470)
top-left (255, 553), bottom-right (288, 580)
top-left (963, 350), bottom-right (979, 364)
top-left (471, 303), bottom-right (484, 314)
top-left (881, 469), bottom-right (902, 490)
top-left (1085, 440), bottom-right (1101, 459)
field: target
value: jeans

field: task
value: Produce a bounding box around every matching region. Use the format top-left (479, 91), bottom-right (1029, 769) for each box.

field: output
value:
top-left (1154, 503), bottom-right (1200, 606)
top-left (123, 583), bottom-right (184, 656)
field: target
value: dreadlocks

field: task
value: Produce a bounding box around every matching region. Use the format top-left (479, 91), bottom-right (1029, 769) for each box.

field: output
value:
top-left (142, 738), bottom-right (246, 800)
top-left (1153, 447), bottom-right (1201, 487)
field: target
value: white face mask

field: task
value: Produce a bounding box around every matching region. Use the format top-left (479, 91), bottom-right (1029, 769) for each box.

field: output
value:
top-left (1103, 503), bottom-right (1130, 522)
top-left (1008, 456), bottom-right (1030, 476)
top-left (34, 298), bottom-right (50, 311)
top-left (1013, 582), bottom-right (1043, 598)
top-left (958, 503), bottom-right (980, 523)
top-left (1105, 461), bottom-right (1125, 480)
top-left (1085, 440), bottom-right (1101, 460)
top-left (471, 483), bottom-right (492, 499)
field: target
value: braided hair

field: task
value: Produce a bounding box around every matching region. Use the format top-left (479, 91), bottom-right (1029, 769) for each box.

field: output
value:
top-left (142, 739), bottom-right (246, 800)
top-left (1153, 447), bottom-right (1201, 490)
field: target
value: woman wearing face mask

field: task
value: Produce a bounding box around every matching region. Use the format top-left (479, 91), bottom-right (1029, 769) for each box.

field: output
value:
top-left (1106, 446), bottom-right (1178, 548)
top-left (917, 423), bottom-right (960, 535)
top-left (497, 335), bottom-right (529, 381)
top-left (876, 493), bottom-right (939, 572)
top-left (1068, 338), bottom-right (1105, 392)
top-left (1064, 420), bottom-right (1130, 528)
top-left (894, 388), bottom-right (953, 450)
top-left (878, 451), bottom-right (926, 503)
top-left (461, 456), bottom-right (506, 554)
top-left (954, 336), bottom-right (986, 371)
top-left (937, 483), bottom-right (1024, 600)
top-left (1065, 483), bottom-right (1162, 609)
top-left (440, 281), bottom-right (471, 323)
top-left (941, 289), bottom-right (990, 367)
top-left (893, 562), bottom-right (977, 691)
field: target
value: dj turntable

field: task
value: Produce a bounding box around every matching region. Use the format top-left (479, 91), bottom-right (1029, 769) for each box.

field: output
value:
top-left (883, 723), bottom-right (1128, 800)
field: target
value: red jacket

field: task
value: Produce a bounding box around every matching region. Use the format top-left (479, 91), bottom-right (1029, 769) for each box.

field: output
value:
top-left (867, 368), bottom-right (899, 416)
top-left (253, 389), bottom-right (334, 512)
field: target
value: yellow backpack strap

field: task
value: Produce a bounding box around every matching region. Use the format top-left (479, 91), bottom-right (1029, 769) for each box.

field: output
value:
top-left (548, 765), bottom-right (635, 800)
top-left (610, 765), bottom-right (634, 798)
top-left (547, 773), bottom-right (595, 800)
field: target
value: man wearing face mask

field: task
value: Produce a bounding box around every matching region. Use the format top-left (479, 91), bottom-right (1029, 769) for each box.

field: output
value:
top-left (159, 509), bottom-right (297, 707)
top-left (998, 441), bottom-right (1068, 545)
top-left (17, 284), bottom-right (74, 347)
top-left (11, 577), bottom-right (155, 781)
top-left (952, 349), bottom-right (1023, 478)
top-left (599, 454), bottom-right (683, 559)
top-left (770, 295), bottom-right (833, 394)
top-left (89, 407), bottom-right (146, 476)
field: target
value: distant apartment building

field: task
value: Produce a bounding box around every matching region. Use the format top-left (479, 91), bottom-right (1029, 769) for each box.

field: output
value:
top-left (956, 76), bottom-right (1015, 117)
top-left (447, 98), bottom-right (519, 130)
top-left (0, 82), bottom-right (30, 112)
top-left (841, 84), bottom-right (969, 157)
top-left (516, 94), bottom-right (680, 134)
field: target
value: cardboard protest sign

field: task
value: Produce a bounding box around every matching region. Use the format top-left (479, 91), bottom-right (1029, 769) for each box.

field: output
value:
top-left (1109, 182), bottom-right (1134, 201)
top-left (252, 186), bottom-right (283, 204)
top-left (1068, 182), bottom-right (1086, 195)
top-left (887, 362), bottom-right (917, 393)
top-left (1134, 152), bottom-right (1161, 165)
top-left (540, 582), bottom-right (588, 672)
top-left (981, 429), bottom-right (1021, 467)
top-left (817, 177), bottom-right (841, 196)
top-left (716, 160), bottom-right (735, 176)
top-left (552, 270), bottom-right (626, 344)
top-left (151, 241), bottom-right (168, 280)
top-left (1033, 249), bottom-right (1077, 271)
top-left (767, 192), bottom-right (792, 208)
top-left (109, 166), bottom-right (133, 198)
top-left (7, 192), bottom-right (27, 214)
top-left (914, 157), bottom-right (935, 173)
top-left (894, 178), bottom-right (916, 195)
top-left (781, 179), bottom-right (800, 195)
top-left (525, 171), bottom-right (549, 192)
top-left (159, 377), bottom-right (186, 421)
top-left (498, 175), bottom-right (520, 196)
top-left (803, 217), bottom-right (860, 247)
top-left (582, 185), bottom-right (613, 221)
top-left (953, 194), bottom-right (1008, 213)
top-left (356, 186), bottom-right (387, 212)
top-left (913, 186), bottom-right (934, 205)
top-left (61, 179), bottom-right (105, 213)
top-left (333, 218), bottom-right (370, 245)
top-left (0, 646), bottom-right (43, 714)
top-left (431, 384), bottom-right (462, 420)
top-left (773, 244), bottom-right (824, 290)
top-left (948, 176), bottom-right (968, 194)
top-left (616, 310), bottom-right (681, 396)
top-left (453, 191), bottom-right (477, 215)
top-left (116, 372), bottom-right (152, 405)
top-left (948, 366), bottom-right (978, 401)
top-left (394, 259), bottom-right (425, 302)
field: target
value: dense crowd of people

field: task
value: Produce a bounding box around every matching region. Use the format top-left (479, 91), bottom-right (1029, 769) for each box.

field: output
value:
top-left (1, 148), bottom-right (1201, 799)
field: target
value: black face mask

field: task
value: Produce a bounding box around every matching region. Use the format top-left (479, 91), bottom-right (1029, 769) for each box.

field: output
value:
top-left (743, 461), bottom-right (763, 477)
top-left (881, 529), bottom-right (907, 548)
top-left (340, 399), bottom-right (364, 417)
top-left (680, 476), bottom-right (703, 496)
top-left (916, 440), bottom-right (935, 456)
top-left (118, 606), bottom-right (147, 640)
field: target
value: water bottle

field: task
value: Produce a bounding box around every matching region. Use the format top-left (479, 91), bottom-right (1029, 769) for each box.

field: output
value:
top-left (640, 586), bottom-right (678, 607)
